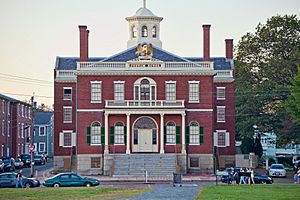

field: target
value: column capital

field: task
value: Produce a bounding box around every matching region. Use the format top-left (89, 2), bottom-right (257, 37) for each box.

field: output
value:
top-left (181, 113), bottom-right (186, 117)
top-left (160, 113), bottom-right (164, 117)
top-left (126, 113), bottom-right (131, 117)
top-left (104, 113), bottom-right (109, 117)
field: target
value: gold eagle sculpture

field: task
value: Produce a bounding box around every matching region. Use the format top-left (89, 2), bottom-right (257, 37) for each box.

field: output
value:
top-left (136, 43), bottom-right (153, 59)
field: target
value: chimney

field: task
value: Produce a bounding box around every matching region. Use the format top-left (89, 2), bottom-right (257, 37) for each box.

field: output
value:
top-left (79, 25), bottom-right (89, 62)
top-left (203, 24), bottom-right (211, 61)
top-left (225, 39), bottom-right (233, 59)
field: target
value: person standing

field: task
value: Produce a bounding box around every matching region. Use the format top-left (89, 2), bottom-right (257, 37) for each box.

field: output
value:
top-left (239, 168), bottom-right (246, 184)
top-left (16, 170), bottom-right (24, 188)
top-left (250, 168), bottom-right (255, 184)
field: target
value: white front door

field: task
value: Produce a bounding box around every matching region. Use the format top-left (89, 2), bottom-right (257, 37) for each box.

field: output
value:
top-left (138, 129), bottom-right (152, 152)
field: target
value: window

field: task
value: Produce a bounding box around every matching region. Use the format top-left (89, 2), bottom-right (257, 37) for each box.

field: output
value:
top-left (59, 131), bottom-right (75, 147)
top-left (39, 126), bottom-right (45, 136)
top-left (63, 87), bottom-right (72, 100)
top-left (190, 158), bottom-right (199, 168)
top-left (132, 26), bottom-right (137, 38)
top-left (39, 142), bottom-right (45, 153)
top-left (7, 103), bottom-right (10, 115)
top-left (189, 122), bottom-right (199, 144)
top-left (22, 105), bottom-right (24, 117)
top-left (2, 101), bottom-right (5, 113)
top-left (134, 78), bottom-right (156, 101)
top-left (114, 81), bottom-right (125, 101)
top-left (91, 157), bottom-right (101, 168)
top-left (7, 121), bottom-right (10, 137)
top-left (21, 123), bottom-right (24, 138)
top-left (115, 122), bottom-right (124, 144)
top-left (217, 87), bottom-right (226, 100)
top-left (63, 107), bottom-right (72, 123)
top-left (28, 108), bottom-right (31, 119)
top-left (217, 106), bottom-right (226, 122)
top-left (214, 131), bottom-right (230, 147)
top-left (189, 81), bottom-right (200, 103)
top-left (166, 122), bottom-right (176, 144)
top-left (91, 122), bottom-right (101, 145)
top-left (152, 26), bottom-right (157, 38)
top-left (142, 26), bottom-right (148, 37)
top-left (25, 106), bottom-right (27, 118)
top-left (17, 123), bottom-right (20, 138)
top-left (166, 81), bottom-right (176, 101)
top-left (2, 120), bottom-right (4, 136)
top-left (91, 81), bottom-right (102, 103)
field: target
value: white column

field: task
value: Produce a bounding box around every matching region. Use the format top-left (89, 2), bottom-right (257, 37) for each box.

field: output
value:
top-left (160, 114), bottom-right (164, 154)
top-left (126, 114), bottom-right (131, 154)
top-left (104, 113), bottom-right (109, 154)
top-left (181, 113), bottom-right (186, 154)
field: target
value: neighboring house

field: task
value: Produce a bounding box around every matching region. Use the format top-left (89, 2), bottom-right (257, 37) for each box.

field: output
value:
top-left (34, 112), bottom-right (54, 157)
top-left (0, 93), bottom-right (33, 158)
top-left (260, 132), bottom-right (277, 160)
top-left (54, 3), bottom-right (236, 175)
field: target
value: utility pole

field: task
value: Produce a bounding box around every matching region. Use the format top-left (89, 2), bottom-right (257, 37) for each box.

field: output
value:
top-left (30, 95), bottom-right (35, 177)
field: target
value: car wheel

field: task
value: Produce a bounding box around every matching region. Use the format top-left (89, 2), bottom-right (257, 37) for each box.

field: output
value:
top-left (85, 182), bottom-right (91, 187)
top-left (261, 180), bottom-right (267, 184)
top-left (53, 183), bottom-right (60, 188)
top-left (25, 182), bottom-right (32, 188)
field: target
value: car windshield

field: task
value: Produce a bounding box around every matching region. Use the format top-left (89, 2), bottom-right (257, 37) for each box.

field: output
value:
top-left (3, 159), bottom-right (10, 164)
top-left (271, 165), bottom-right (284, 169)
top-left (22, 155), bottom-right (30, 159)
top-left (35, 155), bottom-right (42, 158)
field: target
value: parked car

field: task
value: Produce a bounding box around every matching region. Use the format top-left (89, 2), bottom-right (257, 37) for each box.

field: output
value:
top-left (0, 172), bottom-right (40, 188)
top-left (0, 159), bottom-right (4, 173)
top-left (220, 167), bottom-right (241, 183)
top-left (268, 164), bottom-right (286, 177)
top-left (221, 170), bottom-right (273, 184)
top-left (34, 155), bottom-right (45, 165)
top-left (20, 154), bottom-right (31, 167)
top-left (2, 157), bottom-right (15, 172)
top-left (14, 158), bottom-right (24, 169)
top-left (43, 172), bottom-right (100, 187)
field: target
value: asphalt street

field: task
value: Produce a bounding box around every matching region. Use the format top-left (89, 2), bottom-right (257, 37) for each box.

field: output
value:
top-left (20, 160), bottom-right (53, 178)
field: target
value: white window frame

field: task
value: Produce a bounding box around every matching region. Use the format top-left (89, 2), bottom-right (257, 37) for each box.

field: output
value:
top-left (59, 130), bottom-right (76, 148)
top-left (90, 81), bottom-right (102, 103)
top-left (217, 106), bottom-right (226, 123)
top-left (165, 81), bottom-right (176, 101)
top-left (2, 120), bottom-right (4, 136)
top-left (91, 122), bottom-right (102, 145)
top-left (114, 122), bottom-right (124, 145)
top-left (22, 105), bottom-right (24, 117)
top-left (39, 142), bottom-right (46, 153)
top-left (214, 130), bottom-right (230, 147)
top-left (188, 81), bottom-right (200, 103)
top-left (114, 81), bottom-right (125, 101)
top-left (7, 121), bottom-right (10, 137)
top-left (7, 103), bottom-right (10, 115)
top-left (217, 87), bottom-right (226, 100)
top-left (166, 121), bottom-right (176, 144)
top-left (28, 108), bottom-right (31, 119)
top-left (63, 87), bottom-right (72, 100)
top-left (39, 126), bottom-right (46, 136)
top-left (21, 123), bottom-right (24, 138)
top-left (189, 121), bottom-right (200, 145)
top-left (63, 106), bottom-right (72, 123)
top-left (1, 145), bottom-right (4, 157)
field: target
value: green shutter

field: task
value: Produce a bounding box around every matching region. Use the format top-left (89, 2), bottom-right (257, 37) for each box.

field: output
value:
top-left (176, 126), bottom-right (181, 144)
top-left (110, 126), bottom-right (115, 144)
top-left (86, 126), bottom-right (91, 145)
top-left (185, 126), bottom-right (190, 144)
top-left (200, 126), bottom-right (204, 144)
top-left (164, 126), bottom-right (167, 144)
top-left (101, 127), bottom-right (105, 145)
top-left (124, 126), bottom-right (127, 144)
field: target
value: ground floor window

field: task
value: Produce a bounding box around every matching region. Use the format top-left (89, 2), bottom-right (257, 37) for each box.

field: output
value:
top-left (115, 122), bottom-right (124, 144)
top-left (91, 157), bottom-right (101, 168)
top-left (190, 157), bottom-right (199, 168)
top-left (189, 122), bottom-right (199, 144)
top-left (166, 121), bottom-right (176, 144)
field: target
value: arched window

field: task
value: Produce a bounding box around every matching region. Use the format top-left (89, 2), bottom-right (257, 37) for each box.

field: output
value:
top-left (91, 122), bottom-right (101, 144)
top-left (140, 79), bottom-right (150, 100)
top-left (115, 122), bottom-right (124, 144)
top-left (132, 26), bottom-right (137, 38)
top-left (152, 26), bottom-right (157, 38)
top-left (189, 121), bottom-right (199, 144)
top-left (134, 77), bottom-right (156, 101)
top-left (166, 121), bottom-right (176, 144)
top-left (142, 26), bottom-right (148, 37)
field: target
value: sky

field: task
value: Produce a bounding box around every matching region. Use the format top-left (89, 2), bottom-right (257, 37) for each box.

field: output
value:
top-left (0, 0), bottom-right (299, 107)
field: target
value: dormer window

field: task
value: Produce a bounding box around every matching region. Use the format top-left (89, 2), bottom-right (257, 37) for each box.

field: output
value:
top-left (152, 26), bottom-right (157, 38)
top-left (132, 26), bottom-right (137, 38)
top-left (142, 26), bottom-right (148, 37)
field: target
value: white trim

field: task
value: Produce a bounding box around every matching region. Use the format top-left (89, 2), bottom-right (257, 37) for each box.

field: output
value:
top-left (216, 87), bottom-right (226, 100)
top-left (39, 126), bottom-right (46, 136)
top-left (165, 80), bottom-right (177, 83)
top-left (216, 106), bottom-right (226, 123)
top-left (186, 109), bottom-right (213, 112)
top-left (63, 87), bottom-right (72, 100)
top-left (60, 130), bottom-right (74, 148)
top-left (114, 80), bottom-right (125, 84)
top-left (90, 101), bottom-right (102, 104)
top-left (77, 109), bottom-right (104, 112)
top-left (188, 80), bottom-right (200, 84)
top-left (39, 142), bottom-right (46, 152)
top-left (90, 81), bottom-right (102, 84)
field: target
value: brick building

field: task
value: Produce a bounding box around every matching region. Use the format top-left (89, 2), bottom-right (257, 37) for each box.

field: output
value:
top-left (0, 94), bottom-right (33, 158)
top-left (54, 2), bottom-right (235, 175)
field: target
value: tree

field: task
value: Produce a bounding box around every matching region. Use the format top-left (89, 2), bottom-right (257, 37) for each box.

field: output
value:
top-left (254, 134), bottom-right (263, 158)
top-left (241, 137), bottom-right (254, 154)
top-left (235, 15), bottom-right (300, 140)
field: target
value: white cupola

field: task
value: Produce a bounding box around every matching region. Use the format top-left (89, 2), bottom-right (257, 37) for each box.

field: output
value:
top-left (126, 0), bottom-right (163, 49)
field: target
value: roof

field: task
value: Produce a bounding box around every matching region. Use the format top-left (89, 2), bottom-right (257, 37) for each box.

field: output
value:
top-left (34, 112), bottom-right (53, 125)
top-left (0, 93), bottom-right (30, 105)
top-left (134, 7), bottom-right (156, 17)
top-left (56, 45), bottom-right (233, 70)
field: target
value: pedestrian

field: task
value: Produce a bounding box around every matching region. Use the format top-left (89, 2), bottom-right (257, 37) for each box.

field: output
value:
top-left (239, 168), bottom-right (246, 184)
top-left (250, 168), bottom-right (255, 184)
top-left (293, 170), bottom-right (299, 184)
top-left (16, 170), bottom-right (24, 188)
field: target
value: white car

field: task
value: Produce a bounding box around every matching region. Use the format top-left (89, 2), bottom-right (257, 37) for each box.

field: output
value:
top-left (268, 164), bottom-right (286, 177)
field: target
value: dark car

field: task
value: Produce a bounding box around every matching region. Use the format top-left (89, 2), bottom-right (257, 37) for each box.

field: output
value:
top-left (221, 171), bottom-right (273, 184)
top-left (34, 155), bottom-right (45, 165)
top-left (0, 159), bottom-right (4, 173)
top-left (2, 157), bottom-right (15, 172)
top-left (0, 172), bottom-right (40, 188)
top-left (20, 154), bottom-right (31, 167)
top-left (14, 158), bottom-right (24, 169)
top-left (221, 167), bottom-right (240, 184)
top-left (43, 172), bottom-right (100, 187)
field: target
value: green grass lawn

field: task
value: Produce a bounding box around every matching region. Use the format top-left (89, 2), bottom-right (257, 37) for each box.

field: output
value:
top-left (198, 184), bottom-right (300, 200)
top-left (0, 186), bottom-right (152, 200)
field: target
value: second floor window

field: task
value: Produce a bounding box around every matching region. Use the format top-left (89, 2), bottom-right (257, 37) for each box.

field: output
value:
top-left (91, 81), bottom-right (102, 103)
top-left (63, 87), bottom-right (72, 100)
top-left (217, 87), bottom-right (226, 100)
top-left (114, 82), bottom-right (125, 101)
top-left (166, 82), bottom-right (176, 101)
top-left (63, 107), bottom-right (72, 123)
top-left (39, 126), bottom-right (45, 136)
top-left (189, 81), bottom-right (200, 103)
top-left (217, 106), bottom-right (226, 122)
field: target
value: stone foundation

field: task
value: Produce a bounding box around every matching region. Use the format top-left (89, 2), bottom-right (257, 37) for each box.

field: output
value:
top-left (187, 154), bottom-right (214, 174)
